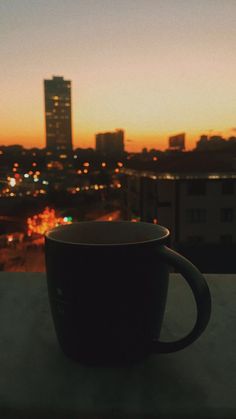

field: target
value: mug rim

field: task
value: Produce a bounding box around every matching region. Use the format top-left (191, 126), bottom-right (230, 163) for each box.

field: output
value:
top-left (45, 221), bottom-right (170, 247)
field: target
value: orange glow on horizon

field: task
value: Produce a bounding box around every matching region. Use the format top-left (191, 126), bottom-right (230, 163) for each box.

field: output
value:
top-left (2, 2), bottom-right (236, 153)
top-left (1, 125), bottom-right (235, 152)
top-left (0, 131), bottom-right (230, 152)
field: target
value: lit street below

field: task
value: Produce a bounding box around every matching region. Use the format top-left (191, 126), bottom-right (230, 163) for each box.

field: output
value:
top-left (0, 210), bottom-right (122, 272)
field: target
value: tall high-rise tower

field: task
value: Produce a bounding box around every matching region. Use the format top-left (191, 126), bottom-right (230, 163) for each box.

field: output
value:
top-left (44, 76), bottom-right (73, 152)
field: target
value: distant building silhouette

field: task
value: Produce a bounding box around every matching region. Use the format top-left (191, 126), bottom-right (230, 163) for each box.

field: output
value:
top-left (44, 76), bottom-right (73, 152)
top-left (168, 133), bottom-right (185, 151)
top-left (196, 135), bottom-right (227, 151)
top-left (95, 129), bottom-right (124, 157)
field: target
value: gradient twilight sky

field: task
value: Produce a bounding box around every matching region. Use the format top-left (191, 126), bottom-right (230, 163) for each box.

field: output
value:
top-left (1, 0), bottom-right (236, 151)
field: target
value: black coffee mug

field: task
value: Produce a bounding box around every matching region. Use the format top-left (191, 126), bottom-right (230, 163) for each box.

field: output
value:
top-left (45, 221), bottom-right (211, 365)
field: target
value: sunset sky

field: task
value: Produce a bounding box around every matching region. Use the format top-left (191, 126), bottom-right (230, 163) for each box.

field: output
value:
top-left (1, 0), bottom-right (236, 151)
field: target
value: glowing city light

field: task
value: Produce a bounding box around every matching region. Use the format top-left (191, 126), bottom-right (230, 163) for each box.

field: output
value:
top-left (9, 178), bottom-right (16, 187)
top-left (27, 207), bottom-right (73, 237)
top-left (63, 216), bottom-right (72, 222)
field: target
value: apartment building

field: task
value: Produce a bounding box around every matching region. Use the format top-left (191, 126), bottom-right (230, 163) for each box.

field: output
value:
top-left (123, 169), bottom-right (236, 272)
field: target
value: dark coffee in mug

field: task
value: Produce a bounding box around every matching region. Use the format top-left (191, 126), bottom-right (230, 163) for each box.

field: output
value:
top-left (45, 221), bottom-right (211, 365)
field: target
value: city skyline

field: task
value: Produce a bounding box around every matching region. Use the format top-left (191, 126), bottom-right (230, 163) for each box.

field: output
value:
top-left (1, 0), bottom-right (236, 151)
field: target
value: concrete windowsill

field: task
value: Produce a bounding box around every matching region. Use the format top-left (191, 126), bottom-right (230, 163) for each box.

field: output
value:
top-left (0, 273), bottom-right (235, 419)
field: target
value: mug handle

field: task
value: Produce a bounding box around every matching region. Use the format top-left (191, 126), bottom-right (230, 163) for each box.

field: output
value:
top-left (152, 245), bottom-right (211, 353)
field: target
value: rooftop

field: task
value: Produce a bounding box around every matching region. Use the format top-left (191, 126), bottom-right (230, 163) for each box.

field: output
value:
top-left (122, 167), bottom-right (236, 180)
